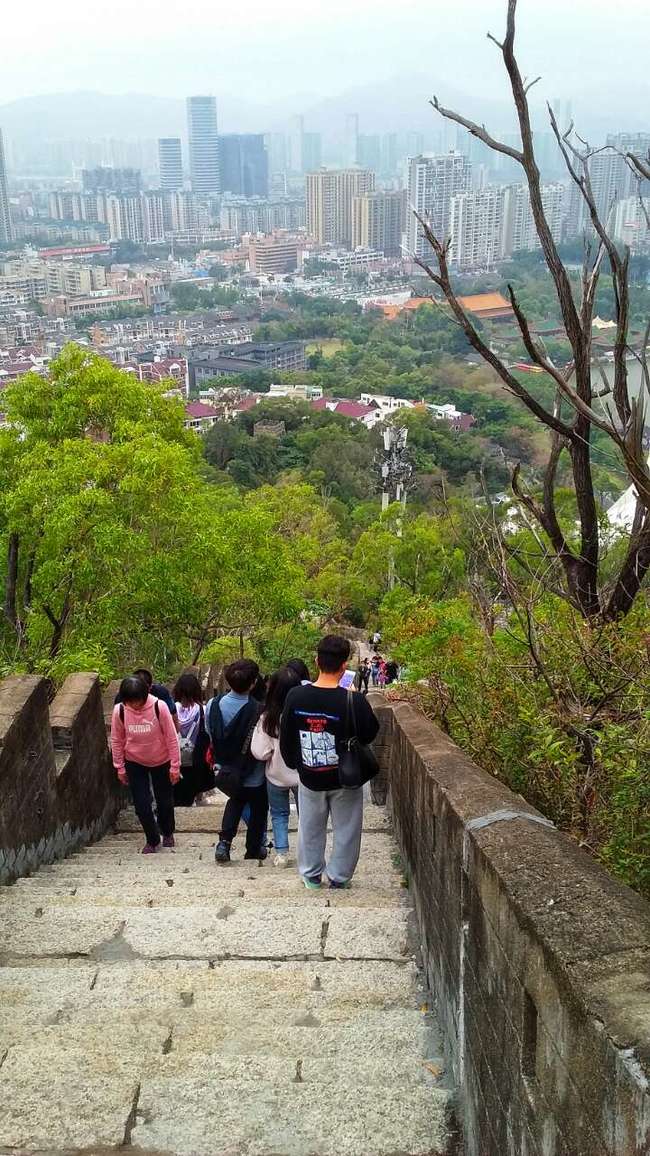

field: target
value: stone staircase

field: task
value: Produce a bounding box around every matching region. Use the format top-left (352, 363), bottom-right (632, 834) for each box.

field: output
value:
top-left (0, 803), bottom-right (457, 1155)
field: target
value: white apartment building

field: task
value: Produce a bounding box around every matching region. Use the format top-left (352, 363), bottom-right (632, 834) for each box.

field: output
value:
top-left (612, 196), bottom-right (650, 254)
top-left (405, 153), bottom-right (472, 257)
top-left (505, 182), bottom-right (565, 252)
top-left (449, 187), bottom-right (510, 270)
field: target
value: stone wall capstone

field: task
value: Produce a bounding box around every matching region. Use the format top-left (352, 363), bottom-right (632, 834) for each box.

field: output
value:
top-left (372, 697), bottom-right (650, 1156)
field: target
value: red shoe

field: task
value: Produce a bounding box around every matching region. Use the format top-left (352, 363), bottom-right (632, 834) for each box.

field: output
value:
top-left (162, 835), bottom-right (175, 849)
top-left (142, 843), bottom-right (157, 855)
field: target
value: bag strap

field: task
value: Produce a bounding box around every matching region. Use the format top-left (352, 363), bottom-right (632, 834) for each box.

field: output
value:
top-left (345, 687), bottom-right (358, 742)
top-left (119, 698), bottom-right (161, 726)
top-left (240, 701), bottom-right (261, 757)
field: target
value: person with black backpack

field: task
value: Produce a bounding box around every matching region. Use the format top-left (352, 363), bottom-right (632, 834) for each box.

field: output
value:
top-left (205, 659), bottom-right (268, 864)
top-left (111, 675), bottom-right (181, 854)
top-left (280, 635), bottom-right (379, 890)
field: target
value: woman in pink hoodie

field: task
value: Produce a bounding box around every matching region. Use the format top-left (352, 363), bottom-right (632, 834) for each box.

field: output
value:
top-left (111, 675), bottom-right (181, 854)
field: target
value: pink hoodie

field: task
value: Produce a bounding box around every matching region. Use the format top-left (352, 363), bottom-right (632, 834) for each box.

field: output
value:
top-left (111, 694), bottom-right (180, 775)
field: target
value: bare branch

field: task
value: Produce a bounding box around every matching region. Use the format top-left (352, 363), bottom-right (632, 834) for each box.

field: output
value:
top-left (430, 96), bottom-right (523, 163)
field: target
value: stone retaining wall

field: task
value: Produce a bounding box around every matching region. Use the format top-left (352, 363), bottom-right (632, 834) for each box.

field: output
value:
top-left (369, 695), bottom-right (650, 1156)
top-left (0, 672), bottom-right (121, 883)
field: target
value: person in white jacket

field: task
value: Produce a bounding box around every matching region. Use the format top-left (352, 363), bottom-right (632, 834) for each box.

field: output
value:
top-left (251, 665), bottom-right (301, 867)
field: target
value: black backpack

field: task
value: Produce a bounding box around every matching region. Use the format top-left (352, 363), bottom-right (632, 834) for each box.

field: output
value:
top-left (207, 696), bottom-right (261, 798)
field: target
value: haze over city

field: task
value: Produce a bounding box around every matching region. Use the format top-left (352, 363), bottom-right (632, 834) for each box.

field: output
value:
top-left (2, 0), bottom-right (649, 140)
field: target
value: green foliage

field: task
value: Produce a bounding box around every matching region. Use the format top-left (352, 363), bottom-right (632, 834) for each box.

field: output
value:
top-left (384, 590), bottom-right (650, 896)
top-left (0, 346), bottom-right (303, 679)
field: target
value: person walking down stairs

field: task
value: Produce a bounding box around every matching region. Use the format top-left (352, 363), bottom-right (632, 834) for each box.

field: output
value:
top-left (110, 675), bottom-right (181, 854)
top-left (251, 664), bottom-right (301, 868)
top-left (206, 659), bottom-right (268, 864)
top-left (280, 635), bottom-right (379, 890)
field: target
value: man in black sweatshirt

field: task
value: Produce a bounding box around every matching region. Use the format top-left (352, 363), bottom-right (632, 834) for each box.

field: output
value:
top-left (280, 634), bottom-right (379, 890)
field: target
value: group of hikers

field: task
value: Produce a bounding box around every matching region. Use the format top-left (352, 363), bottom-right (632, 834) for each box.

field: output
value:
top-left (110, 635), bottom-right (382, 889)
top-left (355, 655), bottom-right (400, 693)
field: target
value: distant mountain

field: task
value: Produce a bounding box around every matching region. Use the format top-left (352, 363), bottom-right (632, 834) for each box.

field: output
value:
top-left (0, 80), bottom-right (646, 157)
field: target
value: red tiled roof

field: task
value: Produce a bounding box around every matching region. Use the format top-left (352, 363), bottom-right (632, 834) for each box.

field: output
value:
top-left (334, 401), bottom-right (376, 418)
top-left (185, 402), bottom-right (218, 418)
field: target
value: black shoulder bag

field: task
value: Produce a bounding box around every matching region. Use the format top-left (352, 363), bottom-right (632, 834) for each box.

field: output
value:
top-left (338, 689), bottom-right (380, 790)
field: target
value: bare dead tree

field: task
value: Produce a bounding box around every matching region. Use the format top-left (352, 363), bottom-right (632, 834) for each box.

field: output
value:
top-left (413, 0), bottom-right (650, 621)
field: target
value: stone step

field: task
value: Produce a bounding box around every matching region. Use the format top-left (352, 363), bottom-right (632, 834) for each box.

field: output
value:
top-left (0, 902), bottom-right (411, 963)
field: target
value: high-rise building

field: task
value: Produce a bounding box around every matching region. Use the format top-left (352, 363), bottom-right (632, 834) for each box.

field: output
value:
top-left (158, 138), bottom-right (183, 191)
top-left (98, 191), bottom-right (165, 243)
top-left (381, 134), bottom-right (399, 176)
top-left (82, 166), bottom-right (142, 194)
top-left (449, 186), bottom-right (511, 269)
top-left (289, 116), bottom-right (304, 174)
top-left (219, 134), bottom-right (269, 197)
top-left (306, 168), bottom-right (376, 247)
top-left (266, 133), bottom-right (288, 174)
top-left (303, 133), bottom-right (322, 173)
top-left (187, 96), bottom-right (220, 194)
top-left (358, 134), bottom-right (382, 173)
top-left (352, 190), bottom-right (406, 257)
top-left (405, 153), bottom-right (472, 256)
top-left (345, 114), bottom-right (359, 167)
top-left (504, 182), bottom-right (564, 253)
top-left (612, 195), bottom-right (650, 253)
top-left (0, 129), bottom-right (12, 242)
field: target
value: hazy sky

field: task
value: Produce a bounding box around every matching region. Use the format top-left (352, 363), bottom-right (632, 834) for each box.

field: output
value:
top-left (2, 0), bottom-right (649, 113)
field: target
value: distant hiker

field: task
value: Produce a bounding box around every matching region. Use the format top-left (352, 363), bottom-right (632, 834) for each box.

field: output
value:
top-left (172, 672), bottom-right (211, 807)
top-left (280, 634), bottom-right (379, 890)
top-left (286, 658), bottom-right (311, 685)
top-left (357, 658), bottom-right (371, 695)
top-left (378, 658), bottom-right (388, 689)
top-left (251, 665), bottom-right (301, 867)
top-left (385, 659), bottom-right (399, 685)
top-left (206, 659), bottom-right (268, 864)
top-left (371, 630), bottom-right (382, 648)
top-left (111, 675), bottom-right (180, 854)
top-left (370, 654), bottom-right (381, 687)
top-left (115, 668), bottom-right (180, 732)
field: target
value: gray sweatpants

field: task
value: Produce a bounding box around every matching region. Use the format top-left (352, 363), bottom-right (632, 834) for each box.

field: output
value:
top-left (297, 784), bottom-right (364, 884)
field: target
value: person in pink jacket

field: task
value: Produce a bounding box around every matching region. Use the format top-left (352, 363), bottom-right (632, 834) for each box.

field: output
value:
top-left (111, 674), bottom-right (181, 854)
top-left (251, 665), bottom-right (301, 867)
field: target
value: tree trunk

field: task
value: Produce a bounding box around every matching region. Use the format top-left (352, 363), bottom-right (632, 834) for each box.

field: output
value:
top-left (3, 533), bottom-right (19, 629)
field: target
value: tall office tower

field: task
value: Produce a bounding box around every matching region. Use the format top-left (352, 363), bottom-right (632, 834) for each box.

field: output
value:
top-left (266, 133), bottom-right (287, 174)
top-left (504, 182), bottom-right (565, 252)
top-left (187, 96), bottom-right (220, 194)
top-left (289, 116), bottom-right (304, 174)
top-left (158, 138), bottom-right (183, 191)
top-left (449, 186), bottom-right (510, 270)
top-left (219, 134), bottom-right (269, 197)
top-left (345, 114), bottom-right (359, 167)
top-left (405, 153), bottom-right (472, 256)
top-left (358, 134), bottom-right (382, 173)
top-left (381, 133), bottom-right (399, 176)
top-left (0, 129), bottom-right (12, 242)
top-left (302, 132), bottom-right (322, 173)
top-left (306, 168), bottom-right (375, 246)
top-left (352, 189), bottom-right (406, 256)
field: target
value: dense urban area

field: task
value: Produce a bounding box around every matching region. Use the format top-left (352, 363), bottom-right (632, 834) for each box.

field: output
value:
top-left (0, 82), bottom-right (648, 898)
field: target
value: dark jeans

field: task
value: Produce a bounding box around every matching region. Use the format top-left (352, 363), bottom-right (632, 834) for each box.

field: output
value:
top-left (220, 782), bottom-right (268, 856)
top-left (125, 760), bottom-right (175, 847)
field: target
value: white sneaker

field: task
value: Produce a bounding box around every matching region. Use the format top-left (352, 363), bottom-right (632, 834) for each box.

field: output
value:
top-left (273, 853), bottom-right (289, 868)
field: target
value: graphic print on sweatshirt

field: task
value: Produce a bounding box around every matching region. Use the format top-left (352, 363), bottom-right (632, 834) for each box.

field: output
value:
top-left (297, 709), bottom-right (340, 769)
